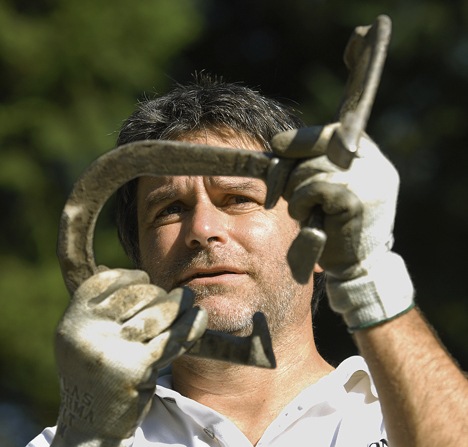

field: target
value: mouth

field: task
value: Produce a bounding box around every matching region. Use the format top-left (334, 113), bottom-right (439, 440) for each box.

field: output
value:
top-left (178, 268), bottom-right (245, 287)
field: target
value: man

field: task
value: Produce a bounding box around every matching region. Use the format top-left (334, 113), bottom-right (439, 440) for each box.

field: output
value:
top-left (28, 76), bottom-right (467, 447)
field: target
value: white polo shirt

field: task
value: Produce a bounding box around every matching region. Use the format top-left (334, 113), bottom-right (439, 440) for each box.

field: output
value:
top-left (27, 356), bottom-right (387, 447)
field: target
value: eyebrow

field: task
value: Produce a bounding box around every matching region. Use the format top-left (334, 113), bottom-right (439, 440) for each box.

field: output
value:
top-left (140, 184), bottom-right (178, 217)
top-left (211, 177), bottom-right (266, 194)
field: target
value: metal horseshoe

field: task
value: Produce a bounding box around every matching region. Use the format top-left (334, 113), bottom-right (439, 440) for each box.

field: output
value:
top-left (57, 15), bottom-right (392, 368)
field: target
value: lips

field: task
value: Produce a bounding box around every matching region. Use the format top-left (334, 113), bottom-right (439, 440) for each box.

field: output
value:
top-left (178, 267), bottom-right (245, 286)
top-left (192, 271), bottom-right (232, 278)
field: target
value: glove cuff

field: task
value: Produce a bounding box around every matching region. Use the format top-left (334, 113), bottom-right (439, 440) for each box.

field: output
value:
top-left (326, 252), bottom-right (415, 331)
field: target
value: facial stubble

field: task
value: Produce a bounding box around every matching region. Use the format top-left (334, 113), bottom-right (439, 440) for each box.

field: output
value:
top-left (147, 246), bottom-right (304, 339)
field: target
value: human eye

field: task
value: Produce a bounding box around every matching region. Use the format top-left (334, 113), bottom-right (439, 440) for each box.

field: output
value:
top-left (232, 195), bottom-right (254, 204)
top-left (212, 178), bottom-right (266, 212)
top-left (225, 194), bottom-right (259, 212)
top-left (159, 203), bottom-right (184, 216)
top-left (152, 201), bottom-right (187, 225)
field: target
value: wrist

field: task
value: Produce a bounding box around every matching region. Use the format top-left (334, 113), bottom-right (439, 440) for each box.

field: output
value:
top-left (326, 252), bottom-right (415, 331)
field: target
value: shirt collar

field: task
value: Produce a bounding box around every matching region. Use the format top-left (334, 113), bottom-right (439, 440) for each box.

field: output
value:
top-left (155, 355), bottom-right (378, 420)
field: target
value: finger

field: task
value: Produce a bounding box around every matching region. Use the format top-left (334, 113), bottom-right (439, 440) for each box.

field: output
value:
top-left (95, 264), bottom-right (110, 273)
top-left (121, 288), bottom-right (195, 341)
top-left (288, 180), bottom-right (362, 223)
top-left (93, 283), bottom-right (168, 322)
top-left (281, 153), bottom-right (346, 201)
top-left (74, 268), bottom-right (150, 305)
top-left (147, 306), bottom-right (208, 368)
top-left (288, 222), bottom-right (327, 284)
top-left (271, 124), bottom-right (339, 158)
top-left (358, 132), bottom-right (383, 157)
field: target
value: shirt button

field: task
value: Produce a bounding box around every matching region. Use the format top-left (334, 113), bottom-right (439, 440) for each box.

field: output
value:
top-left (203, 427), bottom-right (216, 439)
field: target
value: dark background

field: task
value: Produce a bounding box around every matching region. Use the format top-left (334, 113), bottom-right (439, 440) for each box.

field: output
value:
top-left (1, 1), bottom-right (467, 445)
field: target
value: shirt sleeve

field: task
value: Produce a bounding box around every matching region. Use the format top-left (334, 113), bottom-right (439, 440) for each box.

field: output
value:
top-left (25, 426), bottom-right (55, 447)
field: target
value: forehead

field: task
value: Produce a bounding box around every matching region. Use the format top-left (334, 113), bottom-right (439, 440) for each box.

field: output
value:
top-left (137, 130), bottom-right (266, 196)
top-left (177, 128), bottom-right (264, 150)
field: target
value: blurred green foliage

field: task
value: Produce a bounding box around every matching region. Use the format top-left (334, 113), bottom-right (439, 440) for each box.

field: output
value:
top-left (0, 0), bottom-right (203, 428)
top-left (0, 0), bottom-right (467, 440)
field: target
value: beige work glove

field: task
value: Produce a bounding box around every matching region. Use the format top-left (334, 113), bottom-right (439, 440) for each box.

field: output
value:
top-left (272, 128), bottom-right (414, 331)
top-left (51, 268), bottom-right (207, 447)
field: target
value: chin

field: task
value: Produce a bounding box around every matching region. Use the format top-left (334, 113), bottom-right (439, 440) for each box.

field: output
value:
top-left (189, 285), bottom-right (263, 336)
top-left (204, 308), bottom-right (255, 336)
top-left (207, 321), bottom-right (253, 337)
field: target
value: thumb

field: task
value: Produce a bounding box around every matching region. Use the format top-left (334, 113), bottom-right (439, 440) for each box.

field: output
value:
top-left (73, 268), bottom-right (150, 305)
top-left (270, 124), bottom-right (339, 158)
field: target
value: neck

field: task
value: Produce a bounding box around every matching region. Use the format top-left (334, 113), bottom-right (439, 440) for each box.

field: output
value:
top-left (171, 314), bottom-right (333, 445)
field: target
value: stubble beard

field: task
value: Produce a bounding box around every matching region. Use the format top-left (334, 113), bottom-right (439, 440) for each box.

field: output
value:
top-left (189, 279), bottom-right (296, 337)
top-left (148, 247), bottom-right (303, 339)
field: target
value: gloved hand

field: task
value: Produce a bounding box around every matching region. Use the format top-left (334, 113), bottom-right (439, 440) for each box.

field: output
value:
top-left (51, 268), bottom-right (207, 447)
top-left (272, 127), bottom-right (414, 331)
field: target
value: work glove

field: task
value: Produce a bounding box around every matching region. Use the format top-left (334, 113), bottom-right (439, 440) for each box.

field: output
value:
top-left (51, 268), bottom-right (207, 447)
top-left (272, 127), bottom-right (414, 331)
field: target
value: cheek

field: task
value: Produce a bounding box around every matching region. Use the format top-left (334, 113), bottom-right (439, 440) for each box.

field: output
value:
top-left (139, 225), bottom-right (181, 268)
top-left (238, 210), bottom-right (299, 256)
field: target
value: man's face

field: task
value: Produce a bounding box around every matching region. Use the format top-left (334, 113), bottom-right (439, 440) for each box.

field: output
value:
top-left (136, 131), bottom-right (314, 338)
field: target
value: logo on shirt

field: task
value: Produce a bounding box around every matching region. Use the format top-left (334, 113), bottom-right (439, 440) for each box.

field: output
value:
top-left (368, 440), bottom-right (388, 447)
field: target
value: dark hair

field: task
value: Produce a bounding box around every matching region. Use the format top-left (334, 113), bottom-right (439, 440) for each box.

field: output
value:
top-left (115, 74), bottom-right (325, 314)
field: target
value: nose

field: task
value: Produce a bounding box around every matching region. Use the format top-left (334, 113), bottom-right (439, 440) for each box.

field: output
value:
top-left (185, 202), bottom-right (229, 249)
